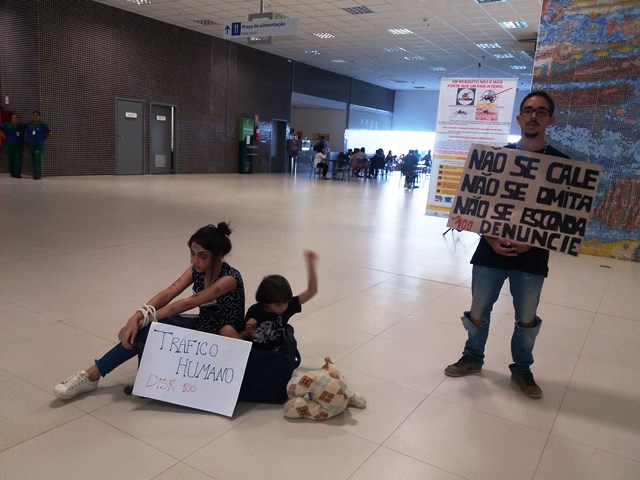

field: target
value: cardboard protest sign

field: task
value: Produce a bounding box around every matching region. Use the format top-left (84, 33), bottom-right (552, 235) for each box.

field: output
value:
top-left (132, 324), bottom-right (251, 416)
top-left (447, 143), bottom-right (602, 256)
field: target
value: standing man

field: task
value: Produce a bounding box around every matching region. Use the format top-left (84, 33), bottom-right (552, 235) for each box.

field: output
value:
top-left (25, 110), bottom-right (51, 180)
top-left (0, 114), bottom-right (25, 178)
top-left (444, 91), bottom-right (570, 398)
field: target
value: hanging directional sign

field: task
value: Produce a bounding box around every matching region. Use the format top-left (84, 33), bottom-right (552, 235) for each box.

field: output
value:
top-left (223, 18), bottom-right (299, 38)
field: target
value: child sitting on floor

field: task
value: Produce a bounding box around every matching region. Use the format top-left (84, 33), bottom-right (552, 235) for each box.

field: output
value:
top-left (243, 250), bottom-right (318, 369)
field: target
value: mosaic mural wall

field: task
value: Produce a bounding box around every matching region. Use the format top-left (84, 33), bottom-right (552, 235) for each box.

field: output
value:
top-left (535, 0), bottom-right (639, 261)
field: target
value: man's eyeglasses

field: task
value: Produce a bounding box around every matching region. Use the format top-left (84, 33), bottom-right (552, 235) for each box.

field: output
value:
top-left (520, 107), bottom-right (551, 118)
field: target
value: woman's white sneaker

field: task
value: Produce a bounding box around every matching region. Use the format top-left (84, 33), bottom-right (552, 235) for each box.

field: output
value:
top-left (54, 370), bottom-right (99, 399)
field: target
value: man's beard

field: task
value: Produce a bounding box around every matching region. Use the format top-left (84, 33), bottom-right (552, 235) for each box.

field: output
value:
top-left (523, 132), bottom-right (540, 139)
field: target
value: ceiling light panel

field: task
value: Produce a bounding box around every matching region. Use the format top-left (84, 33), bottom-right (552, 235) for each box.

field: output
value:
top-left (343, 6), bottom-right (375, 15)
top-left (499, 21), bottom-right (528, 29)
top-left (383, 46), bottom-right (406, 52)
top-left (313, 32), bottom-right (335, 39)
top-left (388, 28), bottom-right (413, 35)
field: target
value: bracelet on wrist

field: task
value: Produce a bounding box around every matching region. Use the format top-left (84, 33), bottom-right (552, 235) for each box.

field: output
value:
top-left (137, 304), bottom-right (157, 328)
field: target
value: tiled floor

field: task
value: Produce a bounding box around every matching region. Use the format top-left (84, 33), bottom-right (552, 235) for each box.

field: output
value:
top-left (1, 172), bottom-right (639, 480)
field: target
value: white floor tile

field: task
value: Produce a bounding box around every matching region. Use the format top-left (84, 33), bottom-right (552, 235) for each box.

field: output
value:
top-left (384, 396), bottom-right (549, 480)
top-left (535, 434), bottom-right (640, 480)
top-left (0, 415), bottom-right (176, 480)
top-left (350, 447), bottom-right (467, 480)
top-left (553, 374), bottom-right (640, 461)
top-left (0, 377), bottom-right (85, 450)
top-left (184, 407), bottom-right (378, 480)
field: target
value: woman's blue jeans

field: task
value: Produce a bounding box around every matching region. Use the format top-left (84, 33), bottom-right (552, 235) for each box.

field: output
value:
top-left (95, 316), bottom-right (194, 377)
top-left (462, 265), bottom-right (544, 374)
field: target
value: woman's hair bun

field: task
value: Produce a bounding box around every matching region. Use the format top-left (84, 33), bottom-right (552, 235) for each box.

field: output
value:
top-left (216, 221), bottom-right (232, 236)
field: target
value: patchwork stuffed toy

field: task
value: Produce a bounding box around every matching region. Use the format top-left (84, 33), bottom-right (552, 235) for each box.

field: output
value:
top-left (283, 357), bottom-right (366, 420)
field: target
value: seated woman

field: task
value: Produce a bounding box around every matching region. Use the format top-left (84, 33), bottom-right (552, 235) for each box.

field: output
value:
top-left (313, 148), bottom-right (329, 179)
top-left (350, 148), bottom-right (368, 177)
top-left (53, 223), bottom-right (247, 400)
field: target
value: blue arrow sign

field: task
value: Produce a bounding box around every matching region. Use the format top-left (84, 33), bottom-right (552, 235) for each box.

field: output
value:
top-left (223, 18), bottom-right (299, 38)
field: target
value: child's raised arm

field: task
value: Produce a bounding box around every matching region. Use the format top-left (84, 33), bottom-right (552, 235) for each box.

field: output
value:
top-left (297, 250), bottom-right (318, 304)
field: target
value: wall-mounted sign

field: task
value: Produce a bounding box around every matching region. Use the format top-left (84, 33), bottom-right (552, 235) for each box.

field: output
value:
top-left (125, 112), bottom-right (138, 119)
top-left (156, 115), bottom-right (166, 121)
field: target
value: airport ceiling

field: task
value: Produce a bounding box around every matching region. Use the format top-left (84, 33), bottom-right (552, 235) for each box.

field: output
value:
top-left (94, 0), bottom-right (542, 92)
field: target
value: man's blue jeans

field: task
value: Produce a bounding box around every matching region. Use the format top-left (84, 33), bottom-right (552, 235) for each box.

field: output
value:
top-left (95, 316), bottom-right (194, 377)
top-left (462, 265), bottom-right (544, 374)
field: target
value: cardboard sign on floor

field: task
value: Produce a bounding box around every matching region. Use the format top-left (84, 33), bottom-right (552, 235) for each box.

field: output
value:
top-left (132, 324), bottom-right (251, 416)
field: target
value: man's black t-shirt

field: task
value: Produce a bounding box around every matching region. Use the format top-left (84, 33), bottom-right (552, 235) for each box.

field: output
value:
top-left (470, 143), bottom-right (571, 277)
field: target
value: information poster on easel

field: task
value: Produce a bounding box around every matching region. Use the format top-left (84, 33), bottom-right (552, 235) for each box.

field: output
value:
top-left (132, 324), bottom-right (252, 417)
top-left (426, 78), bottom-right (518, 216)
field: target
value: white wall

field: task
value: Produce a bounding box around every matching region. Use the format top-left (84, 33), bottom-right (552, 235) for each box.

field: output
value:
top-left (348, 105), bottom-right (393, 130)
top-left (290, 107), bottom-right (347, 152)
top-left (392, 88), bottom-right (531, 136)
top-left (392, 90), bottom-right (439, 131)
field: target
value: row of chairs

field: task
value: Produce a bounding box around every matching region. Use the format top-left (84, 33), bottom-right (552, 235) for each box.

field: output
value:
top-left (309, 160), bottom-right (351, 181)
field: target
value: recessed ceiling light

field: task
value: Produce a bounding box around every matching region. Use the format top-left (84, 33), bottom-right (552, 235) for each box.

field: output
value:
top-left (193, 19), bottom-right (218, 26)
top-left (331, 59), bottom-right (348, 63)
top-left (313, 32), bottom-right (335, 39)
top-left (431, 67), bottom-right (446, 71)
top-left (510, 65), bottom-right (527, 70)
top-left (388, 28), bottom-right (413, 35)
top-left (494, 53), bottom-right (515, 58)
top-left (343, 6), bottom-right (374, 15)
top-left (125, 0), bottom-right (151, 4)
top-left (475, 0), bottom-right (506, 4)
top-left (476, 43), bottom-right (501, 49)
top-left (404, 55), bottom-right (424, 61)
top-left (499, 21), bottom-right (528, 29)
top-left (384, 46), bottom-right (407, 52)
top-left (305, 50), bottom-right (321, 55)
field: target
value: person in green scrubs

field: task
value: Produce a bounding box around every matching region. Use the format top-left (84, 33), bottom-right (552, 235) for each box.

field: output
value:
top-left (25, 110), bottom-right (51, 179)
top-left (0, 114), bottom-right (25, 178)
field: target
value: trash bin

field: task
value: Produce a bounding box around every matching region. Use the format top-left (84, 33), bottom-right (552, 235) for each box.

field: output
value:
top-left (238, 142), bottom-right (256, 174)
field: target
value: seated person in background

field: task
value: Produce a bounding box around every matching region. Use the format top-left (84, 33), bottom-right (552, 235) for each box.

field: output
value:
top-left (351, 148), bottom-right (368, 177)
top-left (335, 150), bottom-right (350, 175)
top-left (313, 148), bottom-right (329, 179)
top-left (368, 148), bottom-right (386, 178)
top-left (401, 150), bottom-right (419, 188)
top-left (422, 150), bottom-right (432, 173)
top-left (385, 150), bottom-right (395, 171)
top-left (244, 250), bottom-right (318, 370)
